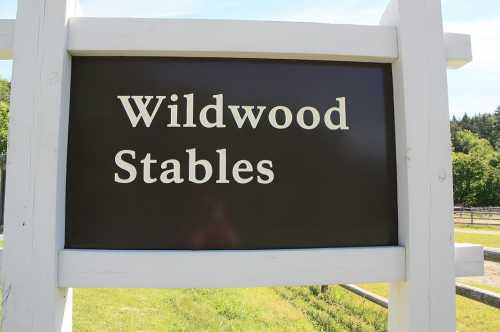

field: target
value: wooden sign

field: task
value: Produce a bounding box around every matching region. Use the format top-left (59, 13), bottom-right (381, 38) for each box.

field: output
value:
top-left (66, 57), bottom-right (397, 249)
top-left (0, 0), bottom-right (479, 331)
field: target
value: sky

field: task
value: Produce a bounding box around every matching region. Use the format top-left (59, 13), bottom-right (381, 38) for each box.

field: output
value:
top-left (0, 0), bottom-right (499, 118)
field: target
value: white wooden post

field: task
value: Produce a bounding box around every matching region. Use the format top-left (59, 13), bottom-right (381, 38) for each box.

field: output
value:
top-left (2, 0), bottom-right (79, 331)
top-left (380, 0), bottom-right (456, 331)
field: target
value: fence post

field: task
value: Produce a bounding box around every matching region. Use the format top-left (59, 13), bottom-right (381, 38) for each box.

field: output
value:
top-left (1, 0), bottom-right (79, 331)
top-left (380, 0), bottom-right (456, 330)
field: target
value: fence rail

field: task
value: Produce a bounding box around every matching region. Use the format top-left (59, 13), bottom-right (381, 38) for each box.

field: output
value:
top-left (340, 282), bottom-right (500, 310)
top-left (339, 247), bottom-right (497, 309)
top-left (454, 207), bottom-right (500, 226)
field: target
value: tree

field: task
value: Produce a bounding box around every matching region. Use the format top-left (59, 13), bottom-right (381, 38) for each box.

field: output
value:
top-left (452, 152), bottom-right (488, 206)
top-left (452, 129), bottom-right (500, 206)
top-left (0, 77), bottom-right (10, 104)
top-left (451, 110), bottom-right (499, 150)
top-left (0, 77), bottom-right (9, 156)
top-left (0, 101), bottom-right (8, 156)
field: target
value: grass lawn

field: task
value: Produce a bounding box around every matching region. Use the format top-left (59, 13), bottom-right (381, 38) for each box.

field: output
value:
top-left (74, 286), bottom-right (387, 332)
top-left (73, 284), bottom-right (500, 331)
top-left (455, 296), bottom-right (500, 332)
top-left (274, 286), bottom-right (386, 331)
top-left (359, 283), bottom-right (500, 332)
top-left (454, 231), bottom-right (500, 248)
top-left (455, 224), bottom-right (500, 232)
top-left (74, 288), bottom-right (316, 332)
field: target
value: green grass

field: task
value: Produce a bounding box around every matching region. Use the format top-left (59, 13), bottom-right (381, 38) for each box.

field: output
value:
top-left (274, 286), bottom-right (386, 331)
top-left (360, 283), bottom-right (500, 332)
top-left (74, 288), bottom-right (316, 332)
top-left (455, 224), bottom-right (500, 232)
top-left (456, 294), bottom-right (500, 332)
top-left (74, 286), bottom-right (388, 332)
top-left (0, 282), bottom-right (497, 331)
top-left (0, 286), bottom-right (387, 332)
top-left (73, 285), bottom-right (500, 332)
top-left (454, 231), bottom-right (500, 248)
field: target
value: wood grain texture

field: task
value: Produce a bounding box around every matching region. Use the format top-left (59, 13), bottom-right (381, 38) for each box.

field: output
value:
top-left (0, 18), bottom-right (473, 68)
top-left (1, 0), bottom-right (79, 331)
top-left (59, 247), bottom-right (405, 288)
top-left (381, 0), bottom-right (458, 331)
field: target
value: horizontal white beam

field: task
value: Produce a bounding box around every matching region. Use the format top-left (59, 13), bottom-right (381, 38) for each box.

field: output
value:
top-left (455, 243), bottom-right (484, 277)
top-left (0, 18), bottom-right (472, 69)
top-left (67, 18), bottom-right (398, 62)
top-left (59, 247), bottom-right (406, 288)
top-left (0, 19), bottom-right (15, 60)
top-left (0, 243), bottom-right (479, 287)
top-left (445, 33), bottom-right (472, 69)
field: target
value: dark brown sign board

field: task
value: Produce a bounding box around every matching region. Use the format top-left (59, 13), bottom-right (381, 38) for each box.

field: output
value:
top-left (65, 57), bottom-right (397, 250)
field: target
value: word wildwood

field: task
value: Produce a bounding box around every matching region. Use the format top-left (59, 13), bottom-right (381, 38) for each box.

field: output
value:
top-left (117, 93), bottom-right (350, 130)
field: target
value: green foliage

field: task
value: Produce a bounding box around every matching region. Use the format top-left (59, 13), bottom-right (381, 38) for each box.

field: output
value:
top-left (0, 77), bottom-right (9, 156)
top-left (0, 101), bottom-right (9, 155)
top-left (451, 109), bottom-right (500, 150)
top-left (452, 129), bottom-right (500, 206)
top-left (451, 110), bottom-right (500, 206)
top-left (0, 77), bottom-right (10, 104)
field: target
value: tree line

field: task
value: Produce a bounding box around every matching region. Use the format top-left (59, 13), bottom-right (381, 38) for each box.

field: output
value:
top-left (451, 109), bottom-right (500, 207)
top-left (0, 76), bottom-right (498, 206)
top-left (0, 77), bottom-right (9, 157)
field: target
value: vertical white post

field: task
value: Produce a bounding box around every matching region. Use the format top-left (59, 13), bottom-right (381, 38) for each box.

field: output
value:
top-left (381, 0), bottom-right (456, 331)
top-left (2, 0), bottom-right (79, 331)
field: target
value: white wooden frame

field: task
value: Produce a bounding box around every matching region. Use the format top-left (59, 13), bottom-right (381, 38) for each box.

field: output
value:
top-left (59, 247), bottom-right (406, 288)
top-left (1, 17), bottom-right (472, 67)
top-left (0, 0), bottom-right (482, 331)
